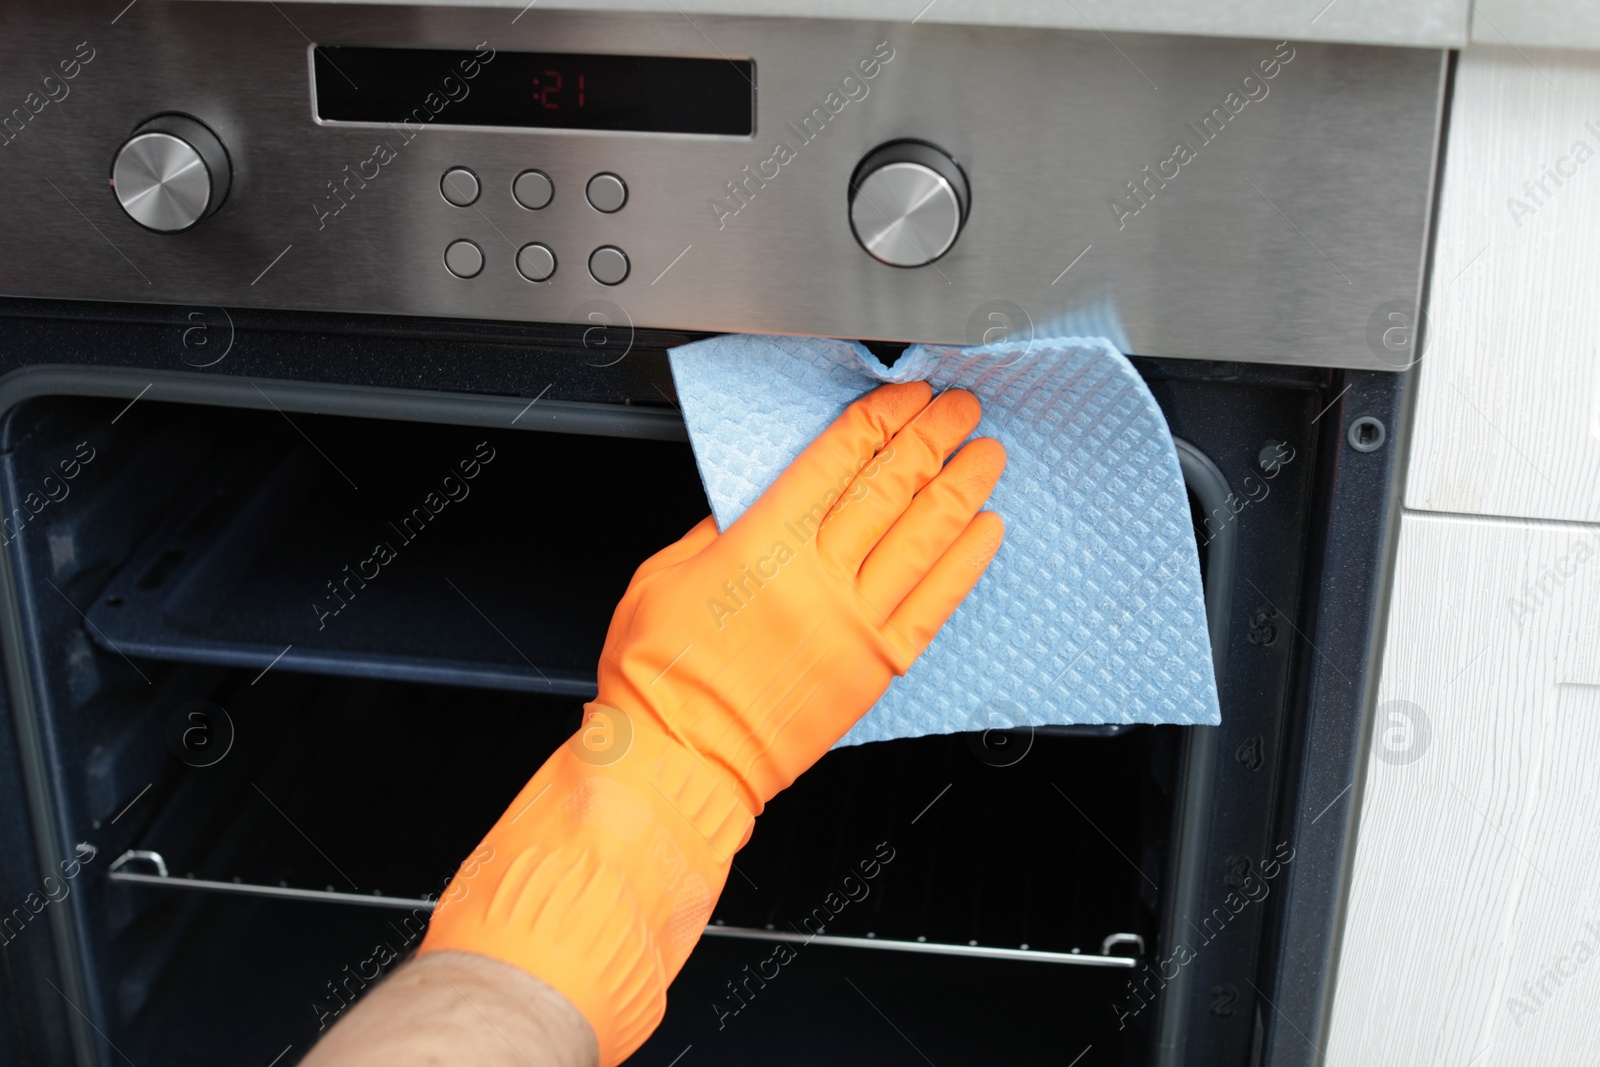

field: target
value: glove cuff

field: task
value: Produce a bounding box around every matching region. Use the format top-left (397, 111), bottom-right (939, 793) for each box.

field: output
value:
top-left (419, 712), bottom-right (755, 1065)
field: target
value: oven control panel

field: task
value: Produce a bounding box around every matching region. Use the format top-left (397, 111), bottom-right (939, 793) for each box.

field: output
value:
top-left (430, 165), bottom-right (630, 284)
top-left (0, 1), bottom-right (1445, 370)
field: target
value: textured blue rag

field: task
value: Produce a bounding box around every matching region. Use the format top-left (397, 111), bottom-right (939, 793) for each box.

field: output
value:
top-left (666, 334), bottom-right (1220, 746)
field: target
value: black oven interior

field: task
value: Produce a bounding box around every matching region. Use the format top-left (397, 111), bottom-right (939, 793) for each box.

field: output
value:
top-left (0, 308), bottom-right (1370, 1067)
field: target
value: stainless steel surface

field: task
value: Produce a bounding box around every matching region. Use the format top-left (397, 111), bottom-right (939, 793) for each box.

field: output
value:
top-left (851, 161), bottom-right (962, 267)
top-left (585, 171), bottom-right (627, 212)
top-left (443, 237), bottom-right (483, 277)
top-left (112, 133), bottom-right (210, 231)
top-left (440, 165), bottom-right (479, 205)
top-left (0, 2), bottom-right (1446, 370)
top-left (512, 168), bottom-right (554, 209)
top-left (517, 240), bottom-right (556, 281)
top-left (588, 244), bottom-right (629, 284)
top-left (217, 0), bottom-right (1477, 51)
top-left (111, 115), bottom-right (231, 233)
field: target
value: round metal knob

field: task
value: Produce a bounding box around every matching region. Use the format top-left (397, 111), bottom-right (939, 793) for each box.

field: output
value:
top-left (849, 141), bottom-right (969, 268)
top-left (112, 115), bottom-right (231, 233)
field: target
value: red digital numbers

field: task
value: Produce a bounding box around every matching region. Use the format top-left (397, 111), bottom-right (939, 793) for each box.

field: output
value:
top-left (531, 68), bottom-right (585, 112)
top-left (538, 69), bottom-right (562, 109)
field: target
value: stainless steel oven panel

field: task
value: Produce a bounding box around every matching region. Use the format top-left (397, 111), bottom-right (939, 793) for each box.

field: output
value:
top-left (0, 2), bottom-right (1444, 370)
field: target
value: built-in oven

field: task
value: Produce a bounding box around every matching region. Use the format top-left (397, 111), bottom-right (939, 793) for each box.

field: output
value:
top-left (0, 4), bottom-right (1444, 1066)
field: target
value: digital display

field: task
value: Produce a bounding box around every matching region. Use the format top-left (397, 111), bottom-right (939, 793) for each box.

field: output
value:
top-left (313, 45), bottom-right (754, 136)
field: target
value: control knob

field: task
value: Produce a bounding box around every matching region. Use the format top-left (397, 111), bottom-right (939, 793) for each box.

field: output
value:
top-left (848, 141), bottom-right (970, 267)
top-left (111, 115), bottom-right (231, 233)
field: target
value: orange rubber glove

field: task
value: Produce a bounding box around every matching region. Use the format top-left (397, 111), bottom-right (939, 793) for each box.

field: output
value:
top-left (419, 382), bottom-right (1006, 1064)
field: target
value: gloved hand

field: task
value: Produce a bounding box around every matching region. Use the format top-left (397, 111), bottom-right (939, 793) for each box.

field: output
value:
top-left (419, 382), bottom-right (1005, 1064)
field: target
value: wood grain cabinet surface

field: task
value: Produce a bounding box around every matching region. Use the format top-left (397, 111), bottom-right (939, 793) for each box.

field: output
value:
top-left (1331, 44), bottom-right (1600, 1066)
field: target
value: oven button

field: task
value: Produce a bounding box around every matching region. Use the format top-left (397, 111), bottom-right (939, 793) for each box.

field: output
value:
top-left (588, 246), bottom-right (629, 285)
top-left (848, 141), bottom-right (970, 267)
top-left (440, 167), bottom-right (480, 207)
top-left (517, 242), bottom-right (556, 282)
top-left (513, 169), bottom-right (554, 210)
top-left (444, 239), bottom-right (484, 279)
top-left (586, 173), bottom-right (628, 213)
top-left (111, 115), bottom-right (231, 233)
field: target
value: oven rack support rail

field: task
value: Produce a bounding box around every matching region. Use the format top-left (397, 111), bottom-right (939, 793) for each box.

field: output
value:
top-left (107, 850), bottom-right (1142, 969)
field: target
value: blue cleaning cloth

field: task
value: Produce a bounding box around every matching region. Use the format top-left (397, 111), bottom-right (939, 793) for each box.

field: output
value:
top-left (666, 334), bottom-right (1220, 746)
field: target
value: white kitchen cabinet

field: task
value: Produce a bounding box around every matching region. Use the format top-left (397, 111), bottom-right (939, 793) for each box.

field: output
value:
top-left (1330, 42), bottom-right (1600, 1066)
top-left (1329, 513), bottom-right (1598, 1064)
top-left (1406, 46), bottom-right (1600, 525)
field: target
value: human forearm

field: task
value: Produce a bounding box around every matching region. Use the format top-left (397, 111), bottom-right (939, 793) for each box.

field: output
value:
top-left (299, 950), bottom-right (596, 1067)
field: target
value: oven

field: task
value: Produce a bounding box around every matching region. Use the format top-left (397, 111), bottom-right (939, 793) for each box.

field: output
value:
top-left (0, 4), bottom-right (1443, 1066)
